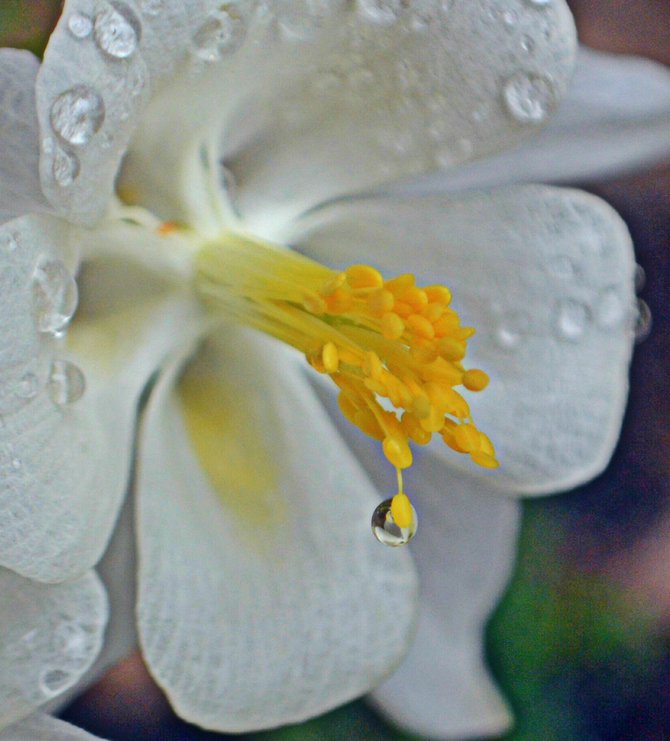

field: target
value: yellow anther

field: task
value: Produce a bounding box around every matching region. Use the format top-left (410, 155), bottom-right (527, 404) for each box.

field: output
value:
top-left (423, 303), bottom-right (445, 323)
top-left (320, 272), bottom-right (346, 296)
top-left (438, 337), bottom-right (466, 361)
top-left (385, 273), bottom-right (415, 293)
top-left (381, 312), bottom-right (405, 340)
top-left (433, 312), bottom-right (460, 337)
top-left (401, 413), bottom-right (432, 445)
top-left (419, 405), bottom-right (445, 433)
top-left (302, 293), bottom-right (327, 315)
top-left (363, 351), bottom-right (383, 380)
top-left (425, 285), bottom-right (452, 305)
top-left (470, 451), bottom-right (499, 468)
top-left (411, 394), bottom-right (431, 420)
top-left (410, 343), bottom-right (438, 363)
top-left (462, 368), bottom-right (490, 392)
top-left (367, 289), bottom-right (395, 315)
top-left (396, 286), bottom-right (428, 312)
top-left (478, 431), bottom-right (495, 456)
top-left (383, 436), bottom-right (413, 469)
top-left (406, 314), bottom-right (435, 340)
top-left (321, 342), bottom-right (339, 374)
top-left (345, 264), bottom-right (384, 290)
top-left (324, 287), bottom-right (353, 314)
top-left (391, 492), bottom-right (414, 529)
top-left (453, 423), bottom-right (481, 453)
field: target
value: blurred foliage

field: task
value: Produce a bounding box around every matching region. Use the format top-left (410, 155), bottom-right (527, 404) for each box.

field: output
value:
top-left (0, 0), bottom-right (61, 57)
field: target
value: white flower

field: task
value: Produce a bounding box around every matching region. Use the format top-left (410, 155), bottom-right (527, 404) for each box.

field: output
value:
top-left (1, 1), bottom-right (669, 739)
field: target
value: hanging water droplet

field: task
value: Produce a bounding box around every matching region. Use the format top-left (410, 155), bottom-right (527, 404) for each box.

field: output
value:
top-left (67, 12), bottom-right (93, 39)
top-left (503, 72), bottom-right (555, 124)
top-left (48, 360), bottom-right (86, 405)
top-left (94, 2), bottom-right (141, 59)
top-left (595, 286), bottom-right (625, 328)
top-left (52, 148), bottom-right (80, 187)
top-left (547, 254), bottom-right (575, 279)
top-left (358, 0), bottom-right (402, 26)
top-left (50, 86), bottom-right (105, 146)
top-left (39, 667), bottom-right (72, 697)
top-left (634, 264), bottom-right (646, 293)
top-left (32, 257), bottom-right (79, 335)
top-left (372, 498), bottom-right (417, 546)
top-left (192, 9), bottom-right (246, 61)
top-left (555, 299), bottom-right (590, 341)
top-left (15, 372), bottom-right (39, 400)
top-left (634, 298), bottom-right (652, 343)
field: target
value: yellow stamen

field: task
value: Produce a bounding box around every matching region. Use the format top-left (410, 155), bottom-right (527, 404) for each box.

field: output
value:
top-left (391, 492), bottom-right (414, 530)
top-left (194, 231), bottom-right (499, 512)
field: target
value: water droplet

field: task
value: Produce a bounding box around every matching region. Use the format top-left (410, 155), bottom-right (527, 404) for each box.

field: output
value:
top-left (94, 2), bottom-right (141, 59)
top-left (548, 254), bottom-right (575, 279)
top-left (32, 257), bottom-right (79, 335)
top-left (503, 9), bottom-right (518, 27)
top-left (520, 34), bottom-right (535, 53)
top-left (52, 148), bottom-right (80, 187)
top-left (67, 12), bottom-right (93, 39)
top-left (634, 298), bottom-right (652, 343)
top-left (595, 286), bottom-right (625, 328)
top-left (48, 360), bottom-right (86, 405)
top-left (525, 0), bottom-right (551, 6)
top-left (372, 498), bottom-right (417, 547)
top-left (635, 264), bottom-right (646, 293)
top-left (39, 667), bottom-right (72, 697)
top-left (555, 299), bottom-right (590, 341)
top-left (192, 9), bottom-right (246, 61)
top-left (358, 0), bottom-right (402, 25)
top-left (503, 72), bottom-right (555, 124)
top-left (50, 86), bottom-right (105, 146)
top-left (494, 311), bottom-right (530, 349)
top-left (15, 372), bottom-right (39, 400)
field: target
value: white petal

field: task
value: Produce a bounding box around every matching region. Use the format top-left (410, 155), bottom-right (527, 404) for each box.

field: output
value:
top-left (0, 214), bottom-right (198, 582)
top-left (0, 569), bottom-right (107, 729)
top-left (0, 50), bottom-right (51, 224)
top-left (39, 0), bottom-right (576, 230)
top-left (0, 714), bottom-right (104, 741)
top-left (401, 47), bottom-right (670, 195)
top-left (135, 328), bottom-right (418, 731)
top-left (290, 186), bottom-right (635, 494)
top-left (311, 378), bottom-right (519, 738)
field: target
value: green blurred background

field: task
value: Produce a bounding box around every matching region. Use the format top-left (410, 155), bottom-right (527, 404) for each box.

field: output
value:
top-left (2, 2), bottom-right (669, 739)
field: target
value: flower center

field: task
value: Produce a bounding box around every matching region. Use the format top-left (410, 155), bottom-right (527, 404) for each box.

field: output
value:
top-left (190, 228), bottom-right (497, 538)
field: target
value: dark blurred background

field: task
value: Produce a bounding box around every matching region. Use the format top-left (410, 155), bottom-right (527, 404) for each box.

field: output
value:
top-left (2, 1), bottom-right (669, 739)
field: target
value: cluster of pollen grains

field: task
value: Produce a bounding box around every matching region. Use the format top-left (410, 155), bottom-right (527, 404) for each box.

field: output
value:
top-left (193, 232), bottom-right (498, 542)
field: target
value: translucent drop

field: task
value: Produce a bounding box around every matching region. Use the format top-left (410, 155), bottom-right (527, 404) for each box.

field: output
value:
top-left (15, 372), bottom-right (38, 400)
top-left (39, 667), bottom-right (72, 697)
top-left (32, 257), bottom-right (79, 335)
top-left (371, 498), bottom-right (418, 547)
top-left (634, 298), bottom-right (652, 343)
top-left (52, 148), bottom-right (80, 187)
top-left (48, 360), bottom-right (86, 405)
top-left (555, 299), bottom-right (590, 341)
top-left (503, 9), bottom-right (518, 27)
top-left (634, 264), bottom-right (646, 293)
top-left (94, 2), bottom-right (141, 59)
top-left (192, 10), bottom-right (246, 61)
top-left (503, 72), bottom-right (554, 124)
top-left (50, 86), bottom-right (105, 146)
top-left (494, 311), bottom-right (530, 349)
top-left (67, 12), bottom-right (93, 39)
top-left (595, 286), bottom-right (624, 328)
top-left (358, 0), bottom-right (402, 26)
top-left (547, 254), bottom-right (575, 279)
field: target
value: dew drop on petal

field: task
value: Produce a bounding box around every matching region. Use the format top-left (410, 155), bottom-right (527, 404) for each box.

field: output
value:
top-left (634, 298), bottom-right (652, 343)
top-left (48, 360), bottom-right (86, 405)
top-left (32, 257), bottom-right (79, 335)
top-left (503, 9), bottom-right (518, 27)
top-left (555, 298), bottom-right (590, 341)
top-left (371, 498), bottom-right (417, 547)
top-left (50, 86), bottom-right (105, 146)
top-left (595, 286), bottom-right (625, 328)
top-left (39, 667), bottom-right (72, 698)
top-left (192, 10), bottom-right (246, 61)
top-left (357, 0), bottom-right (402, 26)
top-left (67, 12), bottom-right (93, 39)
top-left (15, 372), bottom-right (39, 400)
top-left (520, 34), bottom-right (535, 53)
top-left (94, 1), bottom-right (141, 59)
top-left (52, 148), bottom-right (80, 187)
top-left (503, 72), bottom-right (555, 124)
